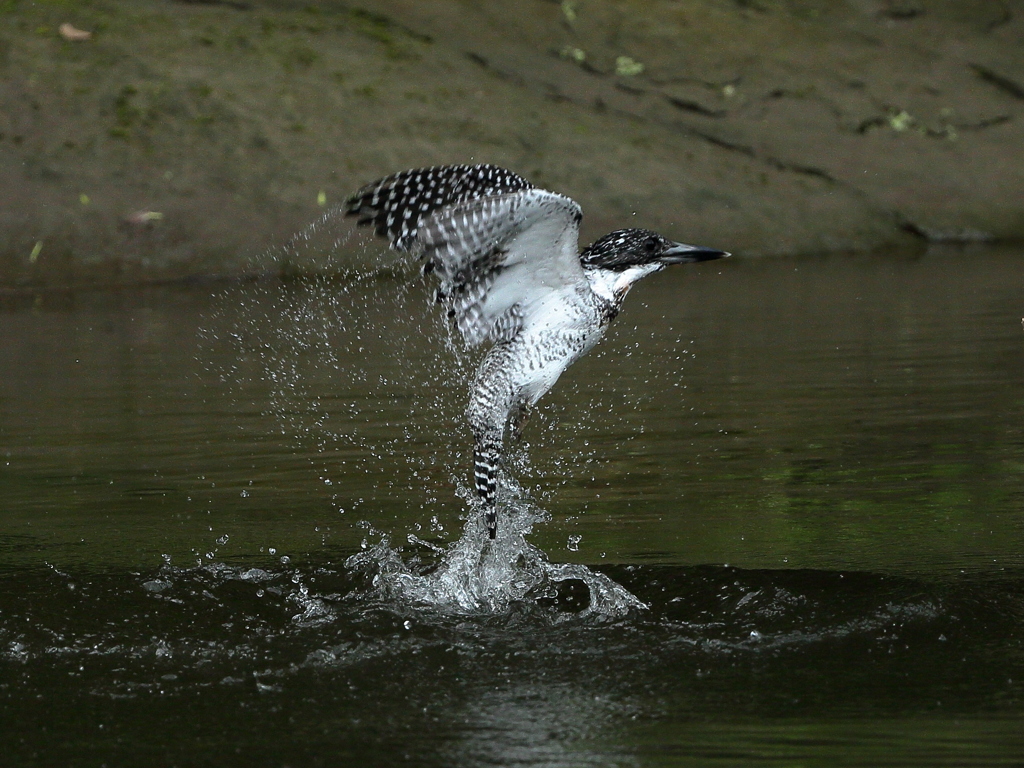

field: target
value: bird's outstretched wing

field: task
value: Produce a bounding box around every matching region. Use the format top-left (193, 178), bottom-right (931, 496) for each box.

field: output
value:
top-left (346, 165), bottom-right (586, 347)
top-left (346, 164), bottom-right (534, 250)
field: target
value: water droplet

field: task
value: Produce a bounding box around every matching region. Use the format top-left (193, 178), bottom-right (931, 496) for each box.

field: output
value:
top-left (567, 534), bottom-right (582, 552)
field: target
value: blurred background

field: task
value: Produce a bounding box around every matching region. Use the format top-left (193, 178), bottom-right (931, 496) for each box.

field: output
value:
top-left (1, 0), bottom-right (1022, 288)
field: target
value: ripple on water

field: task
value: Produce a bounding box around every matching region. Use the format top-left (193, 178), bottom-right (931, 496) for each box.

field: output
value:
top-left (2, 544), bottom-right (1023, 762)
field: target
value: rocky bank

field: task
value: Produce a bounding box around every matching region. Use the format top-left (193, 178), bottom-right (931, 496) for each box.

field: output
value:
top-left (1, 0), bottom-right (1021, 288)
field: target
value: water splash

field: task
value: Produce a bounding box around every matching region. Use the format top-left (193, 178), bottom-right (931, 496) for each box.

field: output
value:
top-left (277, 203), bottom-right (406, 278)
top-left (206, 217), bottom-right (656, 620)
top-left (346, 480), bottom-right (646, 619)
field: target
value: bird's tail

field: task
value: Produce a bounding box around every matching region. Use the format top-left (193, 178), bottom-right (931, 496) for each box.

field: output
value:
top-left (473, 440), bottom-right (500, 540)
top-left (484, 506), bottom-right (497, 541)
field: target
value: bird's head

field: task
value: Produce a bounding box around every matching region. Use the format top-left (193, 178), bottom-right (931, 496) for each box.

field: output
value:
top-left (580, 228), bottom-right (729, 271)
top-left (580, 228), bottom-right (728, 304)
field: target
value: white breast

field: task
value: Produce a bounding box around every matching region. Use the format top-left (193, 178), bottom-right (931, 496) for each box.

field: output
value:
top-left (514, 284), bottom-right (607, 406)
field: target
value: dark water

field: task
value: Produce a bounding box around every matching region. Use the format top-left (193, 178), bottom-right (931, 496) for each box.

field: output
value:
top-left (2, 246), bottom-right (1023, 765)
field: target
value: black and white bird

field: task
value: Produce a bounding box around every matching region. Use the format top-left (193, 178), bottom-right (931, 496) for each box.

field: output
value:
top-left (346, 164), bottom-right (727, 540)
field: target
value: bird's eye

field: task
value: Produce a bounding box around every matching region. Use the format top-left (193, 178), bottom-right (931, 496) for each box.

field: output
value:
top-left (643, 237), bottom-right (659, 253)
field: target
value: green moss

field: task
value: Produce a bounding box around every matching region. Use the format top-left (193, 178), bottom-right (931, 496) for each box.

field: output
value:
top-left (280, 44), bottom-right (318, 71)
top-left (349, 9), bottom-right (395, 44)
top-left (114, 84), bottom-right (140, 129)
top-left (345, 8), bottom-right (429, 59)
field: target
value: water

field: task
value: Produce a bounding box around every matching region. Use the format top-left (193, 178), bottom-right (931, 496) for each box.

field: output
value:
top-left (2, 245), bottom-right (1023, 765)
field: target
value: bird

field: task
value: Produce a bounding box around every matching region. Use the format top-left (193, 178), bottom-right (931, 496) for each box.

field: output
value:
top-left (346, 164), bottom-right (728, 540)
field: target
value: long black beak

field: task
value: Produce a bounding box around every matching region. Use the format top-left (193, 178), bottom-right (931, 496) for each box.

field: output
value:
top-left (659, 242), bottom-right (730, 264)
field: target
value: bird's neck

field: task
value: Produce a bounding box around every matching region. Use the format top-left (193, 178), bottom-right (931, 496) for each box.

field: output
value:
top-left (584, 263), bottom-right (663, 307)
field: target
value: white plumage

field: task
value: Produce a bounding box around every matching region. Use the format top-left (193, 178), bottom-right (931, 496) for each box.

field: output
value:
top-left (347, 164), bottom-right (728, 539)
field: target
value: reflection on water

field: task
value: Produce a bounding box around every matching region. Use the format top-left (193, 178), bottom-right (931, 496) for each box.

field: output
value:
top-left (2, 245), bottom-right (1024, 764)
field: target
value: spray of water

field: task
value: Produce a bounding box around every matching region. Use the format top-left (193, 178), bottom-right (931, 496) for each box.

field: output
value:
top-left (347, 478), bottom-right (646, 619)
top-left (206, 215), bottom-right (648, 619)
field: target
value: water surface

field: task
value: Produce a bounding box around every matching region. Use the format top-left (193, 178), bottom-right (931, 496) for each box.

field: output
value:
top-left (1, 245), bottom-right (1023, 765)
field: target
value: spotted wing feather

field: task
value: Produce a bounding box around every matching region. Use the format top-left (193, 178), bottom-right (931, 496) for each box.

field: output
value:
top-left (345, 164), bottom-right (534, 251)
top-left (414, 189), bottom-right (585, 347)
top-left (348, 165), bottom-right (585, 349)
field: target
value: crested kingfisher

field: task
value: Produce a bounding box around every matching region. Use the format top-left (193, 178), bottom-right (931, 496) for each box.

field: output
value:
top-left (346, 164), bottom-right (728, 540)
